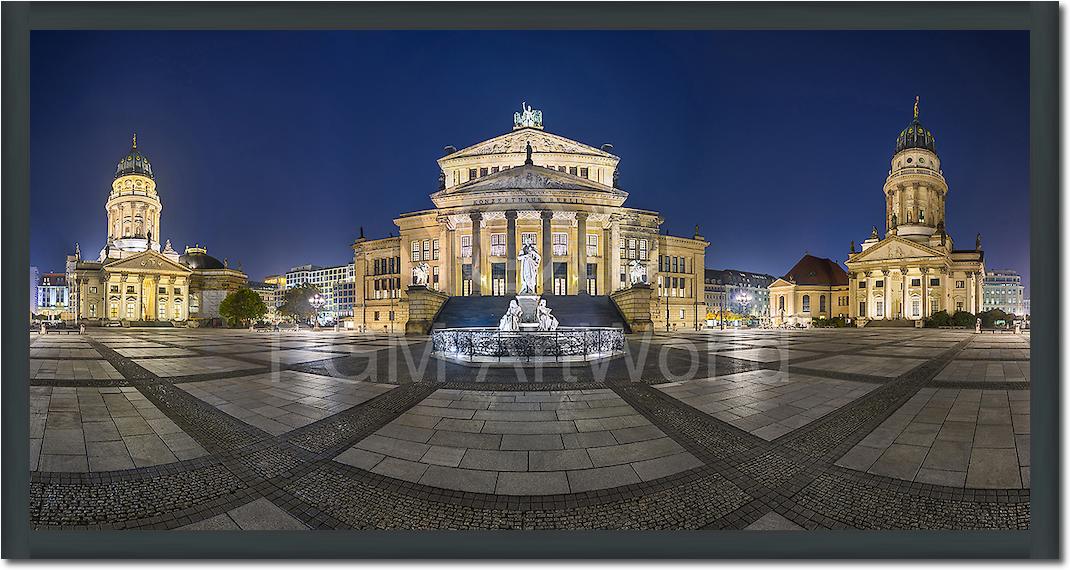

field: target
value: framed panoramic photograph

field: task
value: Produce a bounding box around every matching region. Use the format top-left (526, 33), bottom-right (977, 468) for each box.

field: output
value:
top-left (2, 1), bottom-right (1058, 560)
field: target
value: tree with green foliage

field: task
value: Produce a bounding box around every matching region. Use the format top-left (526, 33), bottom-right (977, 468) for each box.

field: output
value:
top-left (925, 310), bottom-right (952, 328)
top-left (278, 284), bottom-right (320, 324)
top-left (950, 310), bottom-right (976, 327)
top-left (218, 287), bottom-right (267, 327)
top-left (978, 308), bottom-right (1013, 328)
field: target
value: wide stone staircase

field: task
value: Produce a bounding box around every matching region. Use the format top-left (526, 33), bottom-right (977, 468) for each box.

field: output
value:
top-left (431, 295), bottom-right (629, 331)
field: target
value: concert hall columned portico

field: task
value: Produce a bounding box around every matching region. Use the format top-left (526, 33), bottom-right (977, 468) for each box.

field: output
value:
top-left (348, 104), bottom-right (708, 333)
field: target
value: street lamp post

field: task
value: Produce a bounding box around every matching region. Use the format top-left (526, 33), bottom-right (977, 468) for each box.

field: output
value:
top-left (309, 293), bottom-right (326, 331)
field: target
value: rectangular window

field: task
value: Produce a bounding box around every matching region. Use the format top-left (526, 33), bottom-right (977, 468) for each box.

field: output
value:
top-left (956, 301), bottom-right (964, 312)
top-left (522, 232), bottom-right (536, 246)
top-left (479, 167), bottom-right (488, 177)
top-left (432, 239), bottom-right (440, 260)
top-left (491, 263), bottom-right (506, 296)
top-left (433, 265), bottom-right (440, 288)
top-left (858, 281), bottom-right (866, 289)
top-left (468, 168), bottom-right (477, 180)
top-left (875, 280), bottom-right (884, 288)
top-left (423, 239), bottom-right (431, 261)
top-left (569, 166), bottom-right (578, 175)
top-left (552, 232), bottom-right (568, 256)
top-left (627, 238), bottom-right (637, 259)
top-left (460, 235), bottom-right (472, 257)
top-left (912, 299), bottom-right (921, 317)
top-left (491, 166), bottom-right (499, 174)
top-left (956, 280), bottom-right (965, 288)
top-left (680, 257), bottom-right (686, 274)
top-left (929, 278), bottom-right (940, 287)
top-left (411, 241), bottom-right (421, 262)
top-left (579, 167), bottom-right (588, 178)
top-left (90, 286), bottom-right (98, 294)
top-left (819, 295), bottom-right (827, 313)
top-left (911, 278), bottom-right (921, 287)
top-left (586, 234), bottom-right (598, 257)
top-left (930, 299), bottom-right (939, 314)
top-left (89, 304), bottom-right (96, 317)
top-left (586, 263), bottom-right (598, 295)
top-left (158, 287), bottom-right (166, 294)
top-left (462, 263), bottom-right (472, 296)
top-left (374, 311), bottom-right (380, 321)
top-left (859, 301), bottom-right (867, 316)
top-left (876, 301), bottom-right (884, 317)
top-left (490, 233), bottom-right (506, 257)
top-left (553, 262), bottom-right (568, 295)
top-left (672, 257), bottom-right (679, 273)
top-left (126, 285), bottom-right (135, 294)
top-left (639, 239), bottom-right (648, 260)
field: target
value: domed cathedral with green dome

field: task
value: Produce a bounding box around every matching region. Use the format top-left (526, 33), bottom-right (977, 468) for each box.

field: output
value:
top-left (66, 134), bottom-right (248, 326)
top-left (845, 97), bottom-right (985, 326)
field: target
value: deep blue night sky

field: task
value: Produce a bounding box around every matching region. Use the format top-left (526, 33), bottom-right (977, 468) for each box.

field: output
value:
top-left (31, 31), bottom-right (1030, 292)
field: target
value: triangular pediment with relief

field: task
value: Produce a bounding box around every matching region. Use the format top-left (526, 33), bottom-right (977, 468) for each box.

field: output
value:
top-left (103, 250), bottom-right (192, 274)
top-left (440, 128), bottom-right (619, 162)
top-left (849, 236), bottom-right (944, 263)
top-left (768, 277), bottom-right (794, 288)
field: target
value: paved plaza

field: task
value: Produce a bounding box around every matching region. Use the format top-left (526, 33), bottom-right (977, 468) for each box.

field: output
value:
top-left (28, 327), bottom-right (1030, 530)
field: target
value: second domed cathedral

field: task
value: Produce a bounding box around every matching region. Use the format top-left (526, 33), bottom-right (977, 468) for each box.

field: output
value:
top-left (66, 134), bottom-right (247, 324)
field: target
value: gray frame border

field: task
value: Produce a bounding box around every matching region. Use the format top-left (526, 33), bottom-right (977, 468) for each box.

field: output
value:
top-left (1, 1), bottom-right (1058, 559)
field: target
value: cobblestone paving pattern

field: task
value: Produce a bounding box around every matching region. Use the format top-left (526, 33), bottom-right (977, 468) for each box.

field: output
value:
top-left (28, 327), bottom-right (1029, 530)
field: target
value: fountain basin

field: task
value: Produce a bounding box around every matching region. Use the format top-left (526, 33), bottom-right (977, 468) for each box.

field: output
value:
top-left (431, 327), bottom-right (625, 364)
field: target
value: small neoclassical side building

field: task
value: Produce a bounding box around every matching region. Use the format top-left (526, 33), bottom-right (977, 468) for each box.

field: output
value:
top-left (349, 104), bottom-right (709, 332)
top-left (768, 254), bottom-right (850, 327)
top-left (845, 98), bottom-right (985, 325)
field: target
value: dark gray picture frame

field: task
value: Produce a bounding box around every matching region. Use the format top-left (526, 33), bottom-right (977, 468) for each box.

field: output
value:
top-left (2, 1), bottom-right (1058, 559)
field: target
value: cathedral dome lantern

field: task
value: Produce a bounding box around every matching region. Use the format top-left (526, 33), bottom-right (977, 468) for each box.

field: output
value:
top-left (114, 132), bottom-right (155, 180)
top-left (883, 97), bottom-right (947, 241)
top-left (894, 96), bottom-right (937, 154)
top-left (104, 132), bottom-right (163, 258)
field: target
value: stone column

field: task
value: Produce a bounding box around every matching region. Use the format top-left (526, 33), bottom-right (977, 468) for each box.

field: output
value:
top-left (541, 211), bottom-right (553, 295)
top-left (608, 214), bottom-right (622, 292)
top-left (576, 212), bottom-right (588, 294)
top-left (921, 268), bottom-right (929, 319)
top-left (966, 271), bottom-right (974, 313)
top-left (444, 226), bottom-right (455, 295)
top-left (505, 210), bottom-right (518, 295)
top-left (882, 270), bottom-right (890, 319)
top-left (901, 267), bottom-right (909, 319)
top-left (470, 212), bottom-right (482, 296)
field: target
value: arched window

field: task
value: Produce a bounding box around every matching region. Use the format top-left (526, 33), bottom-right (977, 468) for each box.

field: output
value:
top-left (778, 296), bottom-right (785, 313)
top-left (802, 295), bottom-right (811, 313)
top-left (819, 295), bottom-right (826, 313)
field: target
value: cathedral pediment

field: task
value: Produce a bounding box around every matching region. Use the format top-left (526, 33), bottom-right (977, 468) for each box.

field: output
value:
top-left (103, 250), bottom-right (192, 274)
top-left (848, 236), bottom-right (943, 263)
top-left (440, 129), bottom-right (619, 163)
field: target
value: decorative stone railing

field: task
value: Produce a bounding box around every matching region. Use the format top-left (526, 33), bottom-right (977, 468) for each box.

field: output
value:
top-left (431, 327), bottom-right (624, 362)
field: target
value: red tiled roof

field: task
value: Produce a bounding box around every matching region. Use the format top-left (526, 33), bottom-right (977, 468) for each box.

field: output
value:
top-left (782, 254), bottom-right (849, 286)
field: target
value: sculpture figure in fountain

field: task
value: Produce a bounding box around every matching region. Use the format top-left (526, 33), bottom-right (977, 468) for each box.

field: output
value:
top-left (412, 262), bottom-right (430, 286)
top-left (628, 259), bottom-right (648, 285)
top-left (498, 299), bottom-right (522, 332)
top-left (517, 243), bottom-right (541, 295)
top-left (536, 299), bottom-right (559, 331)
